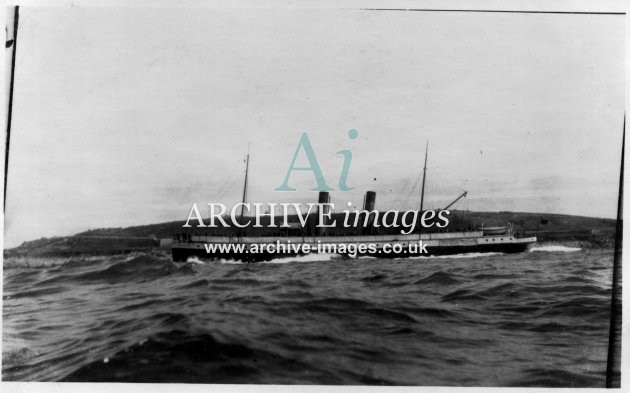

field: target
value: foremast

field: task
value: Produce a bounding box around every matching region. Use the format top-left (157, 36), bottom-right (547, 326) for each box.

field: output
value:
top-left (238, 145), bottom-right (250, 239)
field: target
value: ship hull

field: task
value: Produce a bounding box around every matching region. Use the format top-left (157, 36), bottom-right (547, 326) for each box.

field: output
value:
top-left (172, 232), bottom-right (536, 262)
top-left (362, 241), bottom-right (531, 258)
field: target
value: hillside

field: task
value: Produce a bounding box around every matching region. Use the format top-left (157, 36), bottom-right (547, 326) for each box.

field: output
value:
top-left (4, 210), bottom-right (617, 258)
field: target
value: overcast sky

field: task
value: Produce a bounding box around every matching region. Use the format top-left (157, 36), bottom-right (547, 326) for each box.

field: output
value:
top-left (4, 5), bottom-right (625, 247)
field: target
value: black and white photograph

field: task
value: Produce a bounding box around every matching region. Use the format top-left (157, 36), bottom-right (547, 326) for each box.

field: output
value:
top-left (1, 0), bottom-right (625, 388)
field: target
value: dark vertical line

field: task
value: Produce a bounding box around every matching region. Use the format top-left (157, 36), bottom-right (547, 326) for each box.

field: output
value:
top-left (419, 141), bottom-right (428, 212)
top-left (606, 113), bottom-right (624, 388)
top-left (4, 6), bottom-right (19, 213)
top-left (238, 146), bottom-right (250, 239)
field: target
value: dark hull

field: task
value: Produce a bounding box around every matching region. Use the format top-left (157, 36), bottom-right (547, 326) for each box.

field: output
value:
top-left (365, 242), bottom-right (531, 258)
top-left (172, 241), bottom-right (531, 263)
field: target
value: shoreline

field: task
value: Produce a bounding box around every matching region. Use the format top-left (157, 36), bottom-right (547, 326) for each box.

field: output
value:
top-left (4, 210), bottom-right (617, 259)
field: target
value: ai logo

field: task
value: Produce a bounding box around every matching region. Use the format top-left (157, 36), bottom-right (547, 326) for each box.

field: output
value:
top-left (275, 129), bottom-right (358, 192)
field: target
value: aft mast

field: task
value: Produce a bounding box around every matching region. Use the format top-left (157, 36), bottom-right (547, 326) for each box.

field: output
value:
top-left (419, 141), bottom-right (428, 212)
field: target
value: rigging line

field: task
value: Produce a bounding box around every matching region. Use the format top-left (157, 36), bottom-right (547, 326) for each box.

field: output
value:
top-left (442, 176), bottom-right (467, 193)
top-left (423, 175), bottom-right (456, 208)
top-left (213, 176), bottom-right (231, 200)
top-left (215, 177), bottom-right (236, 201)
top-left (400, 172), bottom-right (422, 211)
top-left (397, 177), bottom-right (413, 210)
top-left (429, 165), bottom-right (467, 192)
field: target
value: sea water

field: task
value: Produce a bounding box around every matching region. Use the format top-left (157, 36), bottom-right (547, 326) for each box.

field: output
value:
top-left (2, 246), bottom-right (617, 386)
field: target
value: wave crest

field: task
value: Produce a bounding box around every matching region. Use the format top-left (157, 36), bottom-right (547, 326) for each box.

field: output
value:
top-left (530, 245), bottom-right (581, 253)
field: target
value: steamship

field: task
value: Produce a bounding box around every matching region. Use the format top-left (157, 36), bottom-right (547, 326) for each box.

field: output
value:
top-left (171, 146), bottom-right (537, 262)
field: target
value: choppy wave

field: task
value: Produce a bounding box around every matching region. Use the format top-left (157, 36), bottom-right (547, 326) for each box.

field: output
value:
top-left (217, 252), bottom-right (338, 265)
top-left (529, 245), bottom-right (582, 252)
top-left (186, 256), bottom-right (206, 264)
top-left (406, 252), bottom-right (504, 259)
top-left (260, 252), bottom-right (338, 264)
top-left (3, 255), bottom-right (107, 269)
top-left (2, 248), bottom-right (615, 385)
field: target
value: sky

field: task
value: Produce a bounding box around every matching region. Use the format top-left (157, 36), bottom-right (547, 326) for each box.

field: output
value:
top-left (4, 5), bottom-right (625, 247)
